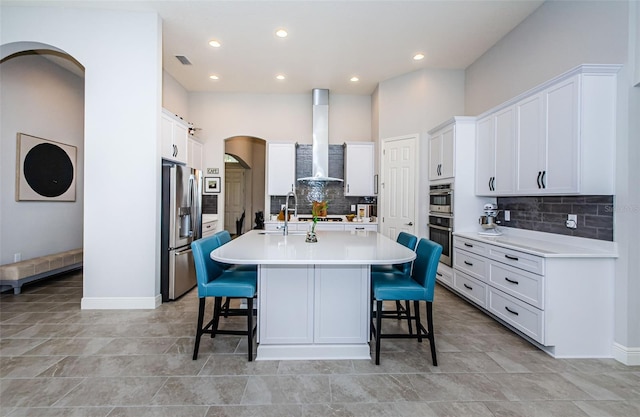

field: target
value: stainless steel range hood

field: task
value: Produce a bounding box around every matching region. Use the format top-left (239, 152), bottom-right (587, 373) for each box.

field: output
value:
top-left (297, 89), bottom-right (343, 182)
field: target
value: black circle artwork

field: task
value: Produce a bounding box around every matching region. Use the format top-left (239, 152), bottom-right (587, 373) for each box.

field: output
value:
top-left (23, 143), bottom-right (74, 197)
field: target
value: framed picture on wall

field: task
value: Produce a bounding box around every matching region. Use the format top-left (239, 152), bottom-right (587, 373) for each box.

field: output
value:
top-left (203, 176), bottom-right (220, 194)
top-left (15, 133), bottom-right (77, 202)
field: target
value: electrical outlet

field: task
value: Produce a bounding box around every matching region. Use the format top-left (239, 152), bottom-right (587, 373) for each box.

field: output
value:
top-left (504, 210), bottom-right (510, 222)
top-left (14, 253), bottom-right (21, 262)
top-left (351, 205), bottom-right (356, 212)
top-left (566, 214), bottom-right (578, 229)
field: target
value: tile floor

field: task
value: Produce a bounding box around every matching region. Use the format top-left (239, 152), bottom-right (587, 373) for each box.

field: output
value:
top-left (1, 270), bottom-right (638, 416)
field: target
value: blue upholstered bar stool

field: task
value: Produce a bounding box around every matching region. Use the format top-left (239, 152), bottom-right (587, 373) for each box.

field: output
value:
top-left (370, 238), bottom-right (443, 365)
top-left (212, 230), bottom-right (257, 316)
top-left (371, 232), bottom-right (418, 325)
top-left (191, 235), bottom-right (257, 360)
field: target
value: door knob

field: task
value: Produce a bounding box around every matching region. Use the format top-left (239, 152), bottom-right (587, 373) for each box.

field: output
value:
top-left (405, 222), bottom-right (413, 226)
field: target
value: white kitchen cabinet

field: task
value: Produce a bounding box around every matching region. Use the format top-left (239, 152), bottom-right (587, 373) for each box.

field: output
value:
top-left (344, 223), bottom-right (377, 232)
top-left (187, 137), bottom-right (203, 171)
top-left (428, 123), bottom-right (455, 180)
top-left (267, 143), bottom-right (296, 196)
top-left (451, 233), bottom-right (615, 358)
top-left (201, 220), bottom-right (217, 238)
top-left (161, 108), bottom-right (188, 165)
top-left (344, 142), bottom-right (374, 196)
top-left (475, 107), bottom-right (516, 195)
top-left (482, 65), bottom-right (620, 196)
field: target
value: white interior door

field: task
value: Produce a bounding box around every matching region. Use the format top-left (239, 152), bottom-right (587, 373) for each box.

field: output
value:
top-left (381, 135), bottom-right (417, 240)
top-left (225, 167), bottom-right (245, 234)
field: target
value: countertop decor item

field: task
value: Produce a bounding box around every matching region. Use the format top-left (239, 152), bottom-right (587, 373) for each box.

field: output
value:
top-left (312, 200), bottom-right (328, 217)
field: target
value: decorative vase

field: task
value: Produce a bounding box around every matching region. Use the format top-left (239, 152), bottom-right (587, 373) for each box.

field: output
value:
top-left (305, 231), bottom-right (317, 243)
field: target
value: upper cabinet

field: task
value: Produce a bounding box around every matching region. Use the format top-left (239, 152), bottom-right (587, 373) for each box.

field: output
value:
top-left (476, 64), bottom-right (620, 196)
top-left (344, 142), bottom-right (374, 196)
top-left (267, 143), bottom-right (296, 196)
top-left (187, 137), bottom-right (203, 171)
top-left (428, 124), bottom-right (455, 180)
top-left (161, 108), bottom-right (188, 165)
top-left (475, 106), bottom-right (516, 195)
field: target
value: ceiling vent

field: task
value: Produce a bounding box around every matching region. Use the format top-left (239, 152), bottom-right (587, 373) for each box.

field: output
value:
top-left (175, 55), bottom-right (192, 65)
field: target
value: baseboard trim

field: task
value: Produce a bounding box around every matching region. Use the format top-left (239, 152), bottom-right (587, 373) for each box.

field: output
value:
top-left (81, 294), bottom-right (162, 310)
top-left (612, 342), bottom-right (640, 365)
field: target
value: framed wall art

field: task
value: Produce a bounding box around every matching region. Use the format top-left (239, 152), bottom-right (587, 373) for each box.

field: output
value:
top-left (203, 176), bottom-right (221, 194)
top-left (15, 133), bottom-right (77, 202)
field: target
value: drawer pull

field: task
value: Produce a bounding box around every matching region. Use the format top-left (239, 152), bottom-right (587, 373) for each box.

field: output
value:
top-left (464, 243), bottom-right (473, 247)
top-left (463, 283), bottom-right (473, 290)
top-left (505, 277), bottom-right (519, 285)
top-left (505, 254), bottom-right (519, 261)
top-left (464, 261), bottom-right (473, 266)
top-left (505, 306), bottom-right (519, 316)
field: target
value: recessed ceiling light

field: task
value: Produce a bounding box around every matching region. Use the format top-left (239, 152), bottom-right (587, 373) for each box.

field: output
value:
top-left (413, 53), bottom-right (425, 61)
top-left (275, 28), bottom-right (288, 38)
top-left (276, 74), bottom-right (286, 80)
top-left (209, 75), bottom-right (219, 80)
top-left (350, 77), bottom-right (359, 82)
top-left (208, 39), bottom-right (221, 48)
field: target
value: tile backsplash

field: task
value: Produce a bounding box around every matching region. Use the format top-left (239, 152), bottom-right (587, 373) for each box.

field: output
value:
top-left (202, 194), bottom-right (218, 214)
top-left (496, 195), bottom-right (613, 241)
top-left (269, 144), bottom-right (376, 215)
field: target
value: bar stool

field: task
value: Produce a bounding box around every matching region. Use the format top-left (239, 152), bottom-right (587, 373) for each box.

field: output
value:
top-left (191, 235), bottom-right (257, 360)
top-left (370, 238), bottom-right (442, 365)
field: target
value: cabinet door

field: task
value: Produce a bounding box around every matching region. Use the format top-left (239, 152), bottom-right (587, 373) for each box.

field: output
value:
top-left (172, 122), bottom-right (188, 164)
top-left (493, 106), bottom-right (515, 194)
top-left (516, 93), bottom-right (545, 194)
top-left (161, 110), bottom-right (188, 164)
top-left (440, 125), bottom-right (455, 179)
top-left (187, 138), bottom-right (203, 171)
top-left (267, 143), bottom-right (296, 196)
top-left (544, 76), bottom-right (579, 193)
top-left (475, 116), bottom-right (495, 195)
top-left (344, 143), bottom-right (374, 196)
top-left (161, 113), bottom-right (175, 161)
top-left (428, 133), bottom-right (442, 180)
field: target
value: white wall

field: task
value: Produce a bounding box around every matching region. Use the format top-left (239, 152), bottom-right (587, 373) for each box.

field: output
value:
top-left (1, 7), bottom-right (163, 308)
top-left (465, 0), bottom-right (639, 364)
top-left (0, 54), bottom-right (84, 265)
top-left (162, 70), bottom-right (189, 120)
top-left (376, 68), bottom-right (466, 238)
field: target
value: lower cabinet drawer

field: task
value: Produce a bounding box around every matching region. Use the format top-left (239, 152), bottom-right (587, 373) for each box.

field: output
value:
top-left (488, 287), bottom-right (544, 344)
top-left (453, 248), bottom-right (487, 281)
top-left (488, 262), bottom-right (544, 309)
top-left (436, 264), bottom-right (453, 288)
top-left (453, 270), bottom-right (487, 308)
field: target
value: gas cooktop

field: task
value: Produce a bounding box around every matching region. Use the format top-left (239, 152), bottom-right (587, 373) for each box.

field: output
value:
top-left (297, 216), bottom-right (343, 222)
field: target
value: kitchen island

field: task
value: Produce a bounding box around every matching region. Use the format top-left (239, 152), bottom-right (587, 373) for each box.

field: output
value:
top-left (211, 229), bottom-right (415, 360)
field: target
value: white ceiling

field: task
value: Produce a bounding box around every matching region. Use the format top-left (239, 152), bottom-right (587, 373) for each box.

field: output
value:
top-left (8, 0), bottom-right (545, 95)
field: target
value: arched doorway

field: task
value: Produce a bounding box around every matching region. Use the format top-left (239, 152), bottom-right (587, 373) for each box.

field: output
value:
top-left (0, 46), bottom-right (85, 280)
top-left (224, 136), bottom-right (266, 235)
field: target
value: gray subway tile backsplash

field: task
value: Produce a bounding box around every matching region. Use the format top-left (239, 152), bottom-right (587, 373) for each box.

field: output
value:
top-left (270, 144), bottom-right (375, 215)
top-left (496, 195), bottom-right (613, 241)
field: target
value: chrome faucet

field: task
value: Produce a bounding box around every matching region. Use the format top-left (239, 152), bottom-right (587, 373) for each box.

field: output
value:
top-left (283, 191), bottom-right (298, 235)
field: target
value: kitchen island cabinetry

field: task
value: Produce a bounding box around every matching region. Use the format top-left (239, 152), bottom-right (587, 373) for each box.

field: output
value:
top-left (344, 142), bottom-right (374, 196)
top-left (448, 231), bottom-right (616, 358)
top-left (264, 220), bottom-right (377, 233)
top-left (267, 143), bottom-right (296, 196)
top-left (161, 109), bottom-right (188, 165)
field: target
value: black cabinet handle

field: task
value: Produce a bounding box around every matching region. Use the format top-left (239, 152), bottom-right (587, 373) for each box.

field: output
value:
top-left (505, 306), bottom-right (519, 316)
top-left (463, 283), bottom-right (473, 290)
top-left (505, 254), bottom-right (519, 261)
top-left (464, 243), bottom-right (473, 247)
top-left (541, 171), bottom-right (546, 188)
top-left (505, 277), bottom-right (519, 285)
top-left (536, 171), bottom-right (542, 188)
top-left (488, 177), bottom-right (492, 191)
top-left (436, 272), bottom-right (442, 277)
top-left (464, 261), bottom-right (473, 266)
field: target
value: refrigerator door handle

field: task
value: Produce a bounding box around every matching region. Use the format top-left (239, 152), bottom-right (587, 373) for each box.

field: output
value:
top-left (187, 174), bottom-right (195, 238)
top-left (174, 247), bottom-right (192, 256)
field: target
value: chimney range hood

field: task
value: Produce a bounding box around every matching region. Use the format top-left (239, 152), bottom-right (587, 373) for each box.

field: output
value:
top-left (297, 89), bottom-right (343, 182)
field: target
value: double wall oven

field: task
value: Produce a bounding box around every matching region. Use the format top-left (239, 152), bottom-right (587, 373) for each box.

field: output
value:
top-left (428, 184), bottom-right (453, 266)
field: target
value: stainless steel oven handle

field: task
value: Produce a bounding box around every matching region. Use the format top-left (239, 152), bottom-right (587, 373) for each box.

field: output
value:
top-left (429, 190), bottom-right (453, 195)
top-left (427, 224), bottom-right (452, 232)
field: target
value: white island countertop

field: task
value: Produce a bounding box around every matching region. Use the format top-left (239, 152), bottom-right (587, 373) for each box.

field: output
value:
top-left (454, 228), bottom-right (618, 258)
top-left (211, 229), bottom-right (415, 265)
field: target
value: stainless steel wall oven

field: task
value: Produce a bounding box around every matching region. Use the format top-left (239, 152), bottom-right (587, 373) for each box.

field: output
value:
top-left (428, 214), bottom-right (452, 266)
top-left (429, 183), bottom-right (453, 215)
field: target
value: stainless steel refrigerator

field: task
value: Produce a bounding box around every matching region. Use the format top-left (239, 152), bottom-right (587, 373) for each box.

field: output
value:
top-left (161, 162), bottom-right (201, 301)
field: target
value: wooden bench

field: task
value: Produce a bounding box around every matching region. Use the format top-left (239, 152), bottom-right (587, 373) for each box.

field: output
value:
top-left (0, 249), bottom-right (83, 294)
